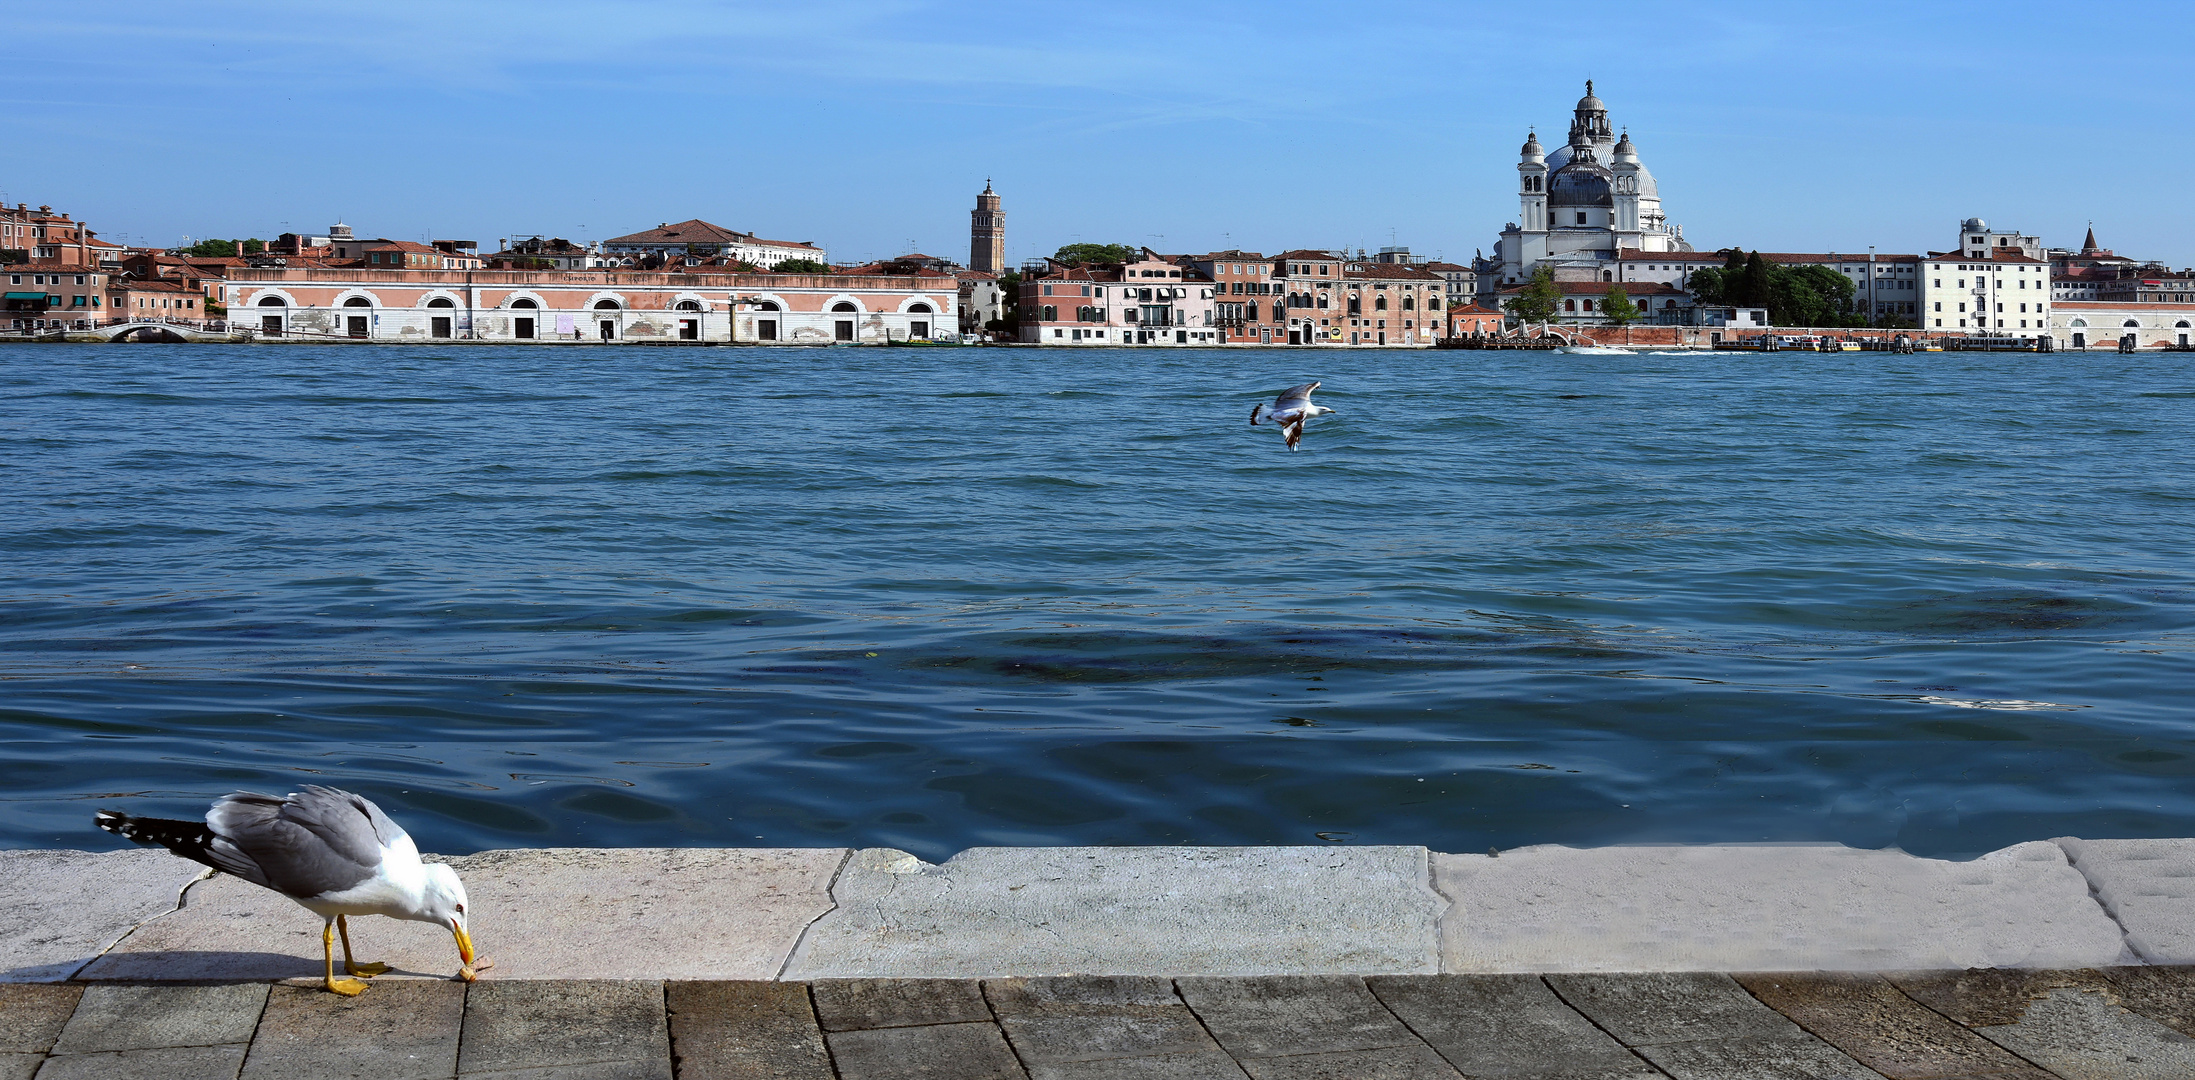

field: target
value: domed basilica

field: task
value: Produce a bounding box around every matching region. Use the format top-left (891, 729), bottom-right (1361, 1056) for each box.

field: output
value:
top-left (1482, 82), bottom-right (1688, 294)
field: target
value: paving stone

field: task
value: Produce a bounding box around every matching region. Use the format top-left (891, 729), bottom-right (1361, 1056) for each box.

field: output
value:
top-left (0, 985), bottom-right (82, 1054)
top-left (1176, 975), bottom-right (1422, 1058)
top-left (812, 978), bottom-right (992, 1031)
top-left (784, 847), bottom-right (1441, 978)
top-left (1233, 1044), bottom-right (1459, 1080)
top-left (85, 848), bottom-right (846, 982)
top-left (32, 1043), bottom-right (246, 1080)
top-left (1735, 972), bottom-right (2054, 1079)
top-left (49, 983), bottom-right (267, 1054)
top-left (241, 980), bottom-right (462, 1080)
top-left (456, 980), bottom-right (669, 1079)
top-left (0, 1055), bottom-right (34, 1080)
top-left (665, 981), bottom-right (832, 1080)
top-left (2058, 838), bottom-right (2195, 963)
top-left (987, 975), bottom-right (1235, 1069)
top-left (823, 1022), bottom-right (1027, 1080)
top-left (1366, 974), bottom-right (1659, 1079)
top-left (1894, 969), bottom-right (2195, 1079)
top-left (2099, 965), bottom-right (2195, 1037)
top-left (1435, 841), bottom-right (2124, 973)
top-left (0, 849), bottom-right (205, 982)
top-left (1018, 1052), bottom-right (1246, 1080)
top-left (1543, 973), bottom-right (1799, 1046)
top-left (1889, 968), bottom-right (2117, 1027)
top-left (1625, 1038), bottom-right (1883, 1080)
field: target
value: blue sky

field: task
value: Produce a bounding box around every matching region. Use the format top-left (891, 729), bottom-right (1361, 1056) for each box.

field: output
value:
top-left (11, 1), bottom-right (2190, 266)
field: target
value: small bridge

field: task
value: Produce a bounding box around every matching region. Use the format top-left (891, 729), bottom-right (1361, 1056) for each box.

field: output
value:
top-left (0, 318), bottom-right (249, 343)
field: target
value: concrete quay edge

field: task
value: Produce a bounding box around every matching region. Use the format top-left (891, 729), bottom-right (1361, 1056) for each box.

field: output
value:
top-left (0, 838), bottom-right (2186, 983)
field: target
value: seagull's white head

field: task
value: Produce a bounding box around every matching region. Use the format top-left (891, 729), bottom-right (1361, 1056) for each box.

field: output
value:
top-left (415, 863), bottom-right (475, 965)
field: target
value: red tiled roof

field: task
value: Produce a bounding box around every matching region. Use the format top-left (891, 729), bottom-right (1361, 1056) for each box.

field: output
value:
top-left (1273, 250), bottom-right (1342, 261)
top-left (1619, 249), bottom-right (1920, 264)
top-left (603, 219), bottom-right (821, 251)
top-left (1345, 263), bottom-right (1443, 281)
top-left (1923, 250), bottom-right (2045, 264)
top-left (1499, 281), bottom-right (1691, 296)
top-left (1422, 261), bottom-right (1471, 271)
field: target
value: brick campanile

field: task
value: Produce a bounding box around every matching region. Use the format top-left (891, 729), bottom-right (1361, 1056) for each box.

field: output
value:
top-left (970, 180), bottom-right (1004, 273)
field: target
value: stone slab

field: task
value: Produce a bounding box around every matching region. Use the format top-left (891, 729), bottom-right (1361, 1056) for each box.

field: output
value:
top-left (2099, 965), bottom-right (2195, 1037)
top-left (456, 980), bottom-right (670, 1079)
top-left (50, 983), bottom-right (266, 1054)
top-left (1892, 969), bottom-right (2195, 1078)
top-left (1366, 974), bottom-right (1659, 1080)
top-left (0, 849), bottom-right (205, 982)
top-left (0, 985), bottom-right (81, 1054)
top-left (240, 980), bottom-right (463, 1080)
top-left (1543, 973), bottom-right (1800, 1046)
top-left (1735, 972), bottom-right (2054, 1079)
top-left (2057, 837), bottom-right (2195, 963)
top-left (1623, 1038), bottom-right (1881, 1080)
top-left (665, 981), bottom-right (833, 1080)
top-left (822, 1022), bottom-right (1027, 1080)
top-left (82, 848), bottom-right (846, 982)
top-left (987, 976), bottom-right (1234, 1066)
top-left (812, 978), bottom-right (992, 1031)
top-left (1233, 1044), bottom-right (1459, 1080)
top-left (32, 1043), bottom-right (246, 1080)
top-left (1546, 974), bottom-right (1876, 1080)
top-left (0, 1055), bottom-right (33, 1080)
top-left (1436, 841), bottom-right (2123, 972)
top-left (1175, 975), bottom-right (1423, 1058)
top-left (783, 847), bottom-right (1442, 979)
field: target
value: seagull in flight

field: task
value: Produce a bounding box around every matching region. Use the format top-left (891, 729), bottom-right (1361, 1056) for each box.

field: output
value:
top-left (1249, 381), bottom-right (1333, 451)
top-left (98, 785), bottom-right (484, 995)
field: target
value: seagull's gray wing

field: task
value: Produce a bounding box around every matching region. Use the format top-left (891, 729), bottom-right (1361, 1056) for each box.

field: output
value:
top-left (1273, 381), bottom-right (1320, 408)
top-left (204, 785), bottom-right (393, 898)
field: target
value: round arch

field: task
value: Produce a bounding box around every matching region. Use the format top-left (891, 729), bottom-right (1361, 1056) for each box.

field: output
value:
top-left (503, 292), bottom-right (545, 310)
top-left (418, 290), bottom-right (463, 309)
top-left (670, 291), bottom-right (711, 311)
top-left (895, 295), bottom-right (943, 314)
top-left (332, 290), bottom-right (378, 308)
top-left (248, 290), bottom-right (296, 307)
top-left (825, 295), bottom-right (866, 314)
top-left (586, 292), bottom-right (629, 311)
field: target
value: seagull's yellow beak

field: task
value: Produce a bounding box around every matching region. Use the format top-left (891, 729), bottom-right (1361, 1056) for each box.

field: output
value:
top-left (452, 920), bottom-right (475, 966)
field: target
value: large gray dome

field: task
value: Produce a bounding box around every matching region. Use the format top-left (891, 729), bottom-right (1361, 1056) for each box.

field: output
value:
top-left (1548, 157), bottom-right (1612, 208)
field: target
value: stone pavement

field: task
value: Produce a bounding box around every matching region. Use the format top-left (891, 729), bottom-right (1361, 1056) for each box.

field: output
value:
top-left (6, 970), bottom-right (2195, 1079)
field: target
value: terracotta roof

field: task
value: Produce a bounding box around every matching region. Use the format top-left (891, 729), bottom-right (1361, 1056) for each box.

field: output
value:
top-left (1422, 261), bottom-right (1471, 272)
top-left (1499, 281), bottom-right (1691, 296)
top-left (110, 277), bottom-right (199, 293)
top-left (1444, 303), bottom-right (1503, 314)
top-left (1273, 250), bottom-right (1342, 261)
top-left (1619, 249), bottom-right (1920, 264)
top-left (1190, 250), bottom-right (1269, 262)
top-left (1345, 263), bottom-right (1442, 281)
top-left (1923, 250), bottom-right (2045, 264)
top-left (955, 270), bottom-right (998, 282)
top-left (365, 240), bottom-right (443, 254)
top-left (603, 219), bottom-right (820, 251)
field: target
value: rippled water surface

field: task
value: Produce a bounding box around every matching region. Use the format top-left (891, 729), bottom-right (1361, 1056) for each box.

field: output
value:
top-left (4, 343), bottom-right (2193, 858)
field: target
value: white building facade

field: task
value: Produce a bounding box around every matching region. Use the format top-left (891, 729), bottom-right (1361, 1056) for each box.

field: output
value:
top-left (1918, 220), bottom-right (2051, 335)
top-left (1484, 82), bottom-right (1689, 302)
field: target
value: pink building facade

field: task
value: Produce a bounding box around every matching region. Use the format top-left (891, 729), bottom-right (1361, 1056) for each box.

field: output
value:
top-left (221, 268), bottom-right (956, 344)
top-left (1019, 254), bottom-right (1221, 345)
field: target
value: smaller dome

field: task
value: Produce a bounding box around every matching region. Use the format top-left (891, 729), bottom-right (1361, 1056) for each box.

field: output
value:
top-left (1612, 132), bottom-right (1637, 162)
top-left (1962, 216), bottom-right (1988, 232)
top-left (1548, 157), bottom-right (1613, 208)
top-left (1576, 79), bottom-right (1605, 112)
top-left (1520, 131), bottom-right (1544, 161)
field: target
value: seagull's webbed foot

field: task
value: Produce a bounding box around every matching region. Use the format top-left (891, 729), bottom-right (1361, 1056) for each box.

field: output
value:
top-left (336, 915), bottom-right (389, 977)
top-left (323, 920), bottom-right (370, 996)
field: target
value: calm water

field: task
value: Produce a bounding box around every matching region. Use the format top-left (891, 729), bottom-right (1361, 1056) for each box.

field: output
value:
top-left (3, 343), bottom-right (2192, 860)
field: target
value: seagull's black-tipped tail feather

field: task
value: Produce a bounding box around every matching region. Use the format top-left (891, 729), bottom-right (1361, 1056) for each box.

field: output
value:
top-left (96, 810), bottom-right (220, 869)
top-left (1249, 404), bottom-right (1262, 426)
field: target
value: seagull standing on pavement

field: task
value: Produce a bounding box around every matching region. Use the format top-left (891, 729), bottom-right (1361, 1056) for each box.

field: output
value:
top-left (1249, 381), bottom-right (1333, 451)
top-left (97, 785), bottom-right (484, 995)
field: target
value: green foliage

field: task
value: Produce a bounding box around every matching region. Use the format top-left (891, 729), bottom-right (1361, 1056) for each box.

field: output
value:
top-left (1504, 266), bottom-right (1561, 323)
top-left (770, 258), bottom-right (830, 274)
top-left (1685, 251), bottom-right (1862, 327)
top-left (1050, 243), bottom-right (1137, 266)
top-left (180, 239), bottom-right (238, 258)
top-left (243, 238), bottom-right (265, 254)
top-left (1601, 284), bottom-right (1642, 326)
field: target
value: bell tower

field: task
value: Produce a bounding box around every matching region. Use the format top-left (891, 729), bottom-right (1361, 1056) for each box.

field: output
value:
top-left (970, 180), bottom-right (1004, 273)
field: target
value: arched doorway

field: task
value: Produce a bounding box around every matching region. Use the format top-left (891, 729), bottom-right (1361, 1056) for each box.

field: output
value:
top-left (831, 301), bottom-right (857, 342)
top-left (906, 301), bottom-right (933, 340)
top-left (509, 297), bottom-right (538, 340)
top-left (341, 295), bottom-right (372, 338)
top-left (426, 296), bottom-right (456, 339)
top-left (256, 295), bottom-right (287, 336)
top-left (594, 299), bottom-right (621, 341)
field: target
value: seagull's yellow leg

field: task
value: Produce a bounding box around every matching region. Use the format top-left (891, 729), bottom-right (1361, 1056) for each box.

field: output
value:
top-left (337, 914), bottom-right (389, 977)
top-left (323, 921), bottom-right (368, 995)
